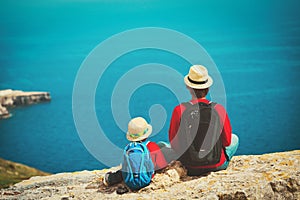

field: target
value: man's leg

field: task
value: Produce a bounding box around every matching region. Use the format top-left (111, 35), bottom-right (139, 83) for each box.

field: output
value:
top-left (157, 141), bottom-right (178, 164)
top-left (214, 134), bottom-right (239, 171)
top-left (225, 134), bottom-right (239, 160)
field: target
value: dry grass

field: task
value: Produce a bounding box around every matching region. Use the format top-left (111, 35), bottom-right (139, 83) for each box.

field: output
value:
top-left (0, 158), bottom-right (50, 188)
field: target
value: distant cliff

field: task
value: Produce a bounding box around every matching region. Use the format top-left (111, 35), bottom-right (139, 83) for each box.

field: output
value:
top-left (0, 89), bottom-right (51, 119)
top-left (0, 150), bottom-right (299, 200)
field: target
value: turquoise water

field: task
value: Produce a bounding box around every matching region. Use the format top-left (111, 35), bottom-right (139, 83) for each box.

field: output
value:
top-left (0, 0), bottom-right (300, 173)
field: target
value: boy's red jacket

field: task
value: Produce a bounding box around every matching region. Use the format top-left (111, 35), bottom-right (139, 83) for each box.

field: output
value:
top-left (146, 142), bottom-right (168, 170)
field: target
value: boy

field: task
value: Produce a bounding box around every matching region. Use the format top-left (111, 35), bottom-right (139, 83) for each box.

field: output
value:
top-left (103, 117), bottom-right (168, 187)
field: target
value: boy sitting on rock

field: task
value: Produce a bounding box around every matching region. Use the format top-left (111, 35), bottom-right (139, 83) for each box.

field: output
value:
top-left (103, 117), bottom-right (168, 191)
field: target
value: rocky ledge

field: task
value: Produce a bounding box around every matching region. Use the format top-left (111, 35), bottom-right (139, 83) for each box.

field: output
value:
top-left (0, 150), bottom-right (299, 200)
top-left (0, 89), bottom-right (51, 119)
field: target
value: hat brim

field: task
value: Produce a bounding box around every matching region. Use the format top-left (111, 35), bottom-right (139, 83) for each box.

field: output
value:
top-left (184, 75), bottom-right (213, 89)
top-left (126, 124), bottom-right (152, 142)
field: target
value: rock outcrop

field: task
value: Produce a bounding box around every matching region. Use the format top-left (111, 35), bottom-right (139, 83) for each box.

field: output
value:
top-left (0, 150), bottom-right (299, 200)
top-left (0, 104), bottom-right (9, 119)
top-left (0, 158), bottom-right (50, 189)
top-left (0, 89), bottom-right (51, 119)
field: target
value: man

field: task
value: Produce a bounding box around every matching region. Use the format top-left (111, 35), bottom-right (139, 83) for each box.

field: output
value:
top-left (168, 65), bottom-right (239, 176)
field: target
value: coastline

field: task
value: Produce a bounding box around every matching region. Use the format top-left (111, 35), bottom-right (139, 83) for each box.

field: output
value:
top-left (0, 150), bottom-right (299, 199)
top-left (0, 89), bottom-right (51, 119)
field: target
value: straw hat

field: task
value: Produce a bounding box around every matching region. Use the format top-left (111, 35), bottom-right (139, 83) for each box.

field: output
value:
top-left (184, 65), bottom-right (213, 89)
top-left (126, 117), bottom-right (152, 142)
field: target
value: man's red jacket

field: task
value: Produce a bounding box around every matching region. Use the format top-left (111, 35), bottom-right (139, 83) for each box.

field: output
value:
top-left (169, 98), bottom-right (232, 169)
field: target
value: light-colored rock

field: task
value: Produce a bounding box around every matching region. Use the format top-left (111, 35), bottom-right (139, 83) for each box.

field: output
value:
top-left (0, 150), bottom-right (299, 199)
top-left (0, 89), bottom-right (51, 119)
top-left (0, 104), bottom-right (10, 119)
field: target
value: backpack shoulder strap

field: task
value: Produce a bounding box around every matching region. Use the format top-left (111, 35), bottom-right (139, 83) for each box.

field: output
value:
top-left (140, 142), bottom-right (150, 153)
top-left (182, 101), bottom-right (192, 108)
top-left (209, 101), bottom-right (217, 108)
top-left (181, 101), bottom-right (213, 115)
top-left (144, 141), bottom-right (150, 146)
top-left (124, 142), bottom-right (132, 152)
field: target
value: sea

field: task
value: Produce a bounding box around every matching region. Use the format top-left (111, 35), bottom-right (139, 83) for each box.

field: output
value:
top-left (0, 0), bottom-right (300, 173)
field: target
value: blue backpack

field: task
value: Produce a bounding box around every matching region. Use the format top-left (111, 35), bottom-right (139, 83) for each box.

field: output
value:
top-left (121, 142), bottom-right (154, 190)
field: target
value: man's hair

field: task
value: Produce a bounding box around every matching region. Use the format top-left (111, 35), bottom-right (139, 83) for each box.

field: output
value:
top-left (191, 88), bottom-right (209, 98)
